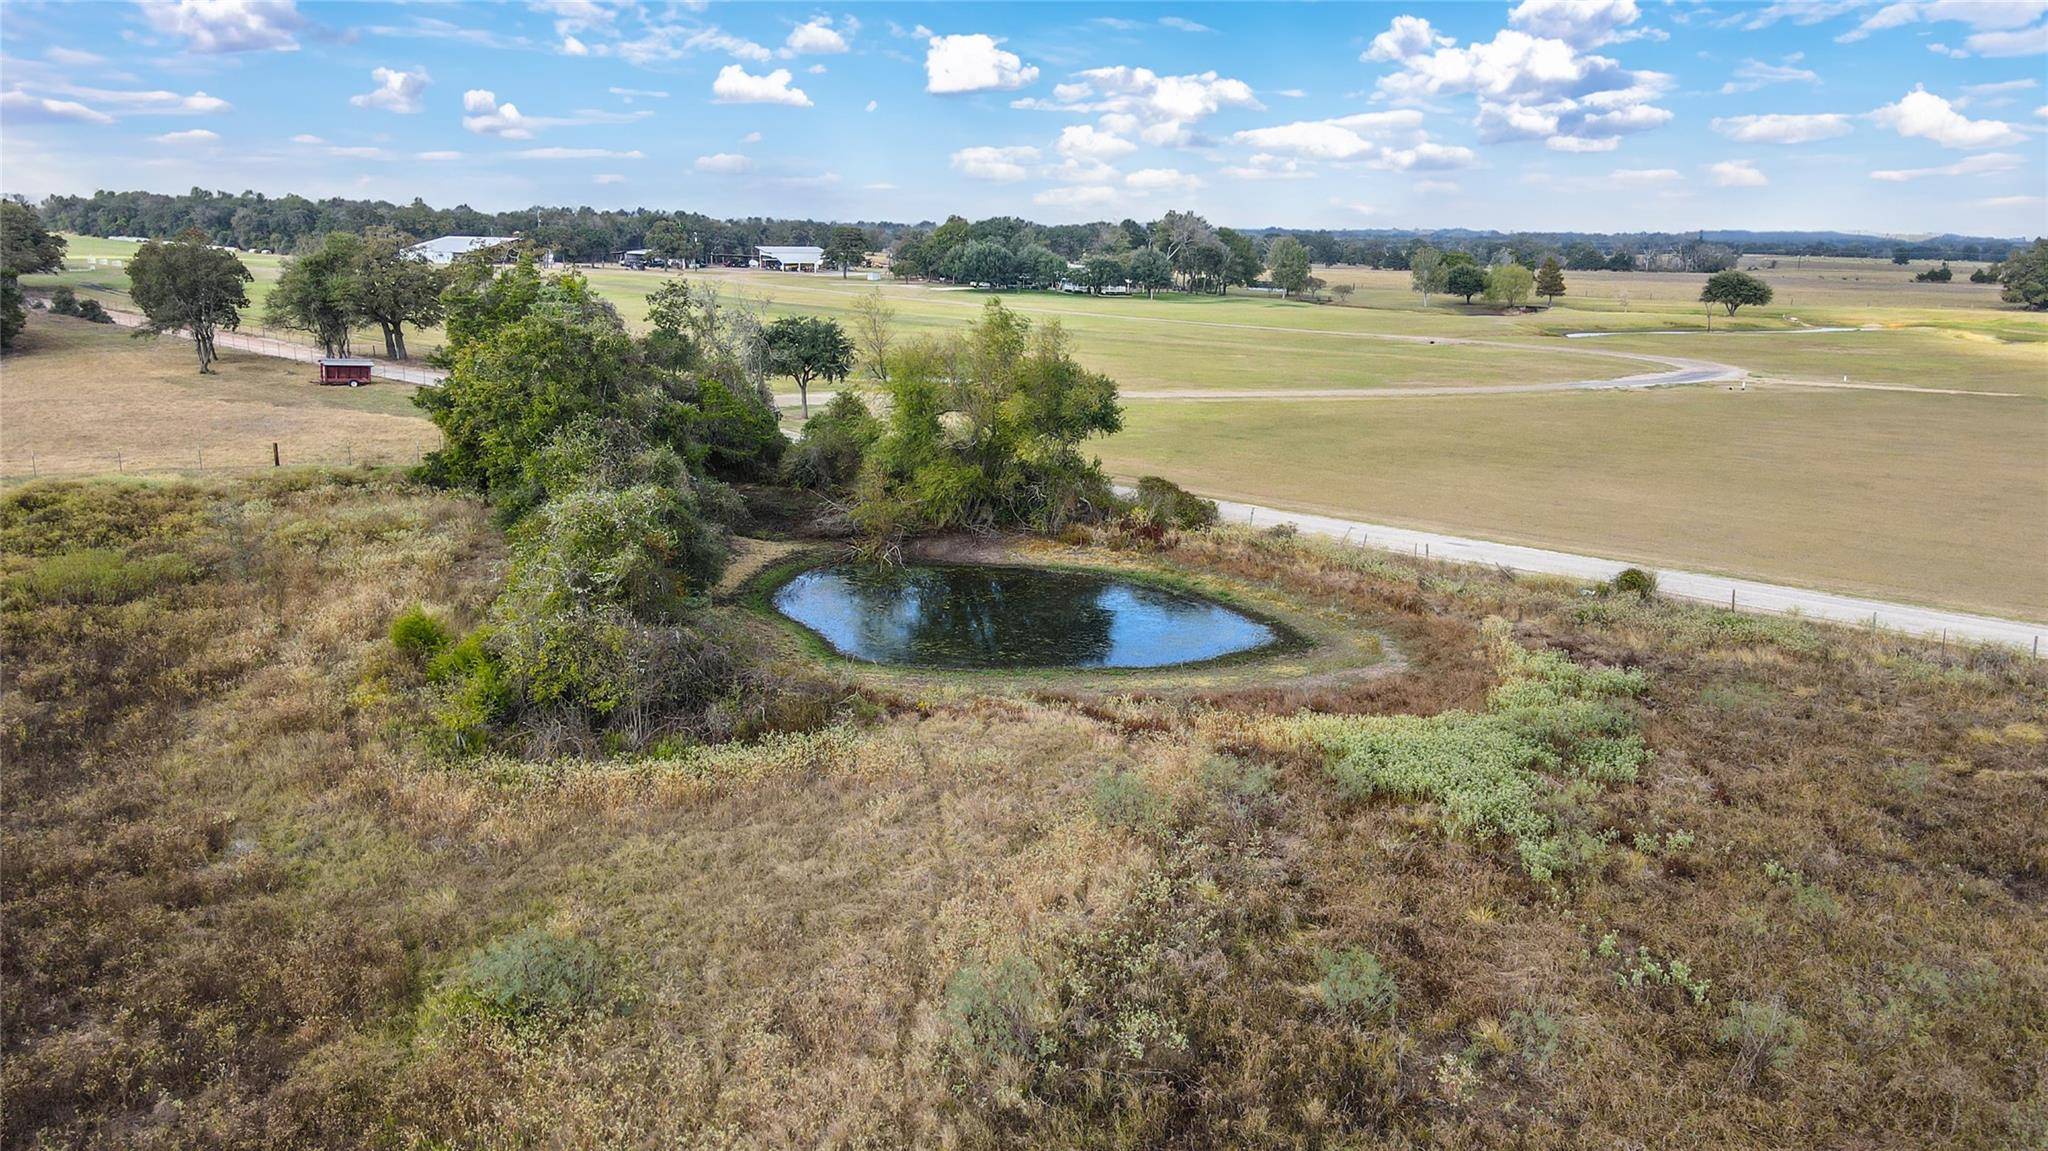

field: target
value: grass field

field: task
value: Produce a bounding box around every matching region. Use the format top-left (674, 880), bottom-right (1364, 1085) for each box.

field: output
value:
top-left (1, 316), bottom-right (432, 478)
top-left (1098, 386), bottom-right (2048, 619)
top-left (8, 473), bottom-right (2045, 1146)
top-left (15, 238), bottom-right (2047, 618)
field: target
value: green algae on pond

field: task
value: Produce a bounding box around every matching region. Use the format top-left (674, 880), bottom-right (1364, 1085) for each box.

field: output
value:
top-left (771, 563), bottom-right (1282, 670)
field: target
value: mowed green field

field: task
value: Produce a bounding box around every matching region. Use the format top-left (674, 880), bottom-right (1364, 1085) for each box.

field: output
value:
top-left (1097, 387), bottom-right (2048, 619)
top-left (22, 235), bottom-right (2048, 617)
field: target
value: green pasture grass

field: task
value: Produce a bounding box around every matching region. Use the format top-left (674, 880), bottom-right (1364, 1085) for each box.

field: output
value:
top-left (1096, 386), bottom-right (2048, 619)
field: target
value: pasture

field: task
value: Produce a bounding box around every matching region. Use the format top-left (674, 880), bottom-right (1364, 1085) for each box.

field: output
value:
top-left (14, 237), bottom-right (2047, 618)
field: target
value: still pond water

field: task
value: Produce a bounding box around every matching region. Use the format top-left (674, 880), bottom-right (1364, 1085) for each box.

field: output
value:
top-left (773, 564), bottom-right (1280, 670)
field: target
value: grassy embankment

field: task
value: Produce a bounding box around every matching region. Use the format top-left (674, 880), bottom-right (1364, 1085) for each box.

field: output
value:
top-left (4, 471), bottom-right (2044, 1147)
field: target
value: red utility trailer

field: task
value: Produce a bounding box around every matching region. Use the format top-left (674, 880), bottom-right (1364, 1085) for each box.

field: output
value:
top-left (317, 358), bottom-right (374, 387)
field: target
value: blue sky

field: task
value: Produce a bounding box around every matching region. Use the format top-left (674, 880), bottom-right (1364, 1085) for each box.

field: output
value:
top-left (3, 1), bottom-right (2045, 234)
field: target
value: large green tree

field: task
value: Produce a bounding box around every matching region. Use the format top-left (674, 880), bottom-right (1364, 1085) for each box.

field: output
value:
top-left (1128, 248), bottom-right (1174, 298)
top-left (266, 231), bottom-right (362, 356)
top-left (1536, 256), bottom-right (1567, 305)
top-left (1700, 269), bottom-right (1773, 316)
top-left (1997, 239), bottom-right (2048, 310)
top-left (856, 298), bottom-right (1121, 537)
top-left (1267, 236), bottom-right (1312, 298)
top-left (763, 314), bottom-right (853, 417)
top-left (126, 229), bottom-right (252, 372)
top-left (1447, 264), bottom-right (1487, 304)
top-left (1217, 227), bottom-right (1263, 293)
top-left (825, 225), bottom-right (868, 279)
top-left (352, 228), bottom-right (448, 359)
top-left (1409, 246), bottom-right (1447, 306)
top-left (1483, 263), bottom-right (1534, 308)
top-left (1, 200), bottom-right (67, 349)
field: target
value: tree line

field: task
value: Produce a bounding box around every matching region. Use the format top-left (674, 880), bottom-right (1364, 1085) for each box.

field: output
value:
top-left (32, 187), bottom-right (2023, 276)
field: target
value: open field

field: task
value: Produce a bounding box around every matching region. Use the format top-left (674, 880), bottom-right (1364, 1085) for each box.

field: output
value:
top-left (1, 316), bottom-right (433, 478)
top-left (16, 241), bottom-right (2047, 618)
top-left (1098, 386), bottom-right (2048, 619)
top-left (7, 473), bottom-right (2045, 1146)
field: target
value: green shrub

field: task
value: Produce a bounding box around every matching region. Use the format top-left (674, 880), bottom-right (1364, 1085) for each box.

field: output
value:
top-left (1132, 475), bottom-right (1218, 530)
top-left (389, 605), bottom-right (450, 660)
top-left (1317, 947), bottom-right (1398, 1023)
top-left (1293, 620), bottom-right (1650, 881)
top-left (783, 390), bottom-right (880, 490)
top-left (1717, 997), bottom-right (1806, 1087)
top-left (49, 286), bottom-right (79, 316)
top-left (943, 955), bottom-right (1049, 1070)
top-left (10, 548), bottom-right (195, 605)
top-left (693, 377), bottom-right (788, 482)
top-left (75, 298), bottom-right (113, 324)
top-left (440, 927), bottom-right (611, 1036)
top-left (1611, 567), bottom-right (1658, 600)
top-left (1089, 768), bottom-right (1165, 833)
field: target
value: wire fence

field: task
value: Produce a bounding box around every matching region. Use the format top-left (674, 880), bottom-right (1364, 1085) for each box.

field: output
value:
top-left (3, 439), bottom-right (440, 484)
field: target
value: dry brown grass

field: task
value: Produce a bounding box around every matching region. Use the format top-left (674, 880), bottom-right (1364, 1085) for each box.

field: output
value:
top-left (1, 314), bottom-right (437, 480)
top-left (4, 475), bottom-right (2045, 1149)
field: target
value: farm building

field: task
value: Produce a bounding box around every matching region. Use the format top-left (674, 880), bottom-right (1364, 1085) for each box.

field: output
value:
top-left (405, 235), bottom-right (519, 265)
top-left (317, 358), bottom-right (374, 386)
top-left (755, 245), bottom-right (824, 272)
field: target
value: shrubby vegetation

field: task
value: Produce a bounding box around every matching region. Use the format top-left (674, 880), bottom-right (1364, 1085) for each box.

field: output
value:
top-left (1, 200), bottom-right (66, 349)
top-left (849, 299), bottom-right (1123, 541)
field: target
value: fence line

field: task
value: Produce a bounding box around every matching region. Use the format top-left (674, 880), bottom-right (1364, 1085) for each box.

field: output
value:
top-left (2, 439), bottom-right (439, 484)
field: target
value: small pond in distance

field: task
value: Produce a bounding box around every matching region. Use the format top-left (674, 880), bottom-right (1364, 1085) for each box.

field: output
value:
top-left (772, 564), bottom-right (1280, 670)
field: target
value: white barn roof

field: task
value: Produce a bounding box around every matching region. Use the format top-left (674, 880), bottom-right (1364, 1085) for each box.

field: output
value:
top-left (757, 244), bottom-right (824, 264)
top-left (406, 235), bottom-right (519, 263)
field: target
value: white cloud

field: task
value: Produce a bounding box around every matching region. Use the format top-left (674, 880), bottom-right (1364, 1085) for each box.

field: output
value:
top-left (1219, 152), bottom-right (1312, 180)
top-left (694, 152), bottom-right (754, 173)
top-left (1506, 0), bottom-right (1643, 48)
top-left (1719, 58), bottom-right (1820, 94)
top-left (1362, 14), bottom-right (1674, 150)
top-left (142, 0), bottom-right (304, 53)
top-left (1027, 65), bottom-right (1261, 133)
top-left (740, 130), bottom-right (763, 144)
top-left (1380, 141), bottom-right (1480, 169)
top-left (711, 65), bottom-right (812, 106)
top-left (951, 144), bottom-right (1040, 181)
top-left (1546, 135), bottom-right (1619, 151)
top-left (1230, 110), bottom-right (1424, 159)
top-left (1965, 24), bottom-right (2048, 55)
top-left (679, 29), bottom-right (773, 63)
top-left (1609, 166), bottom-right (1680, 185)
top-left (0, 91), bottom-right (115, 125)
top-left (1711, 113), bottom-right (1853, 143)
top-left (151, 128), bottom-right (221, 144)
top-left (608, 86), bottom-right (669, 101)
top-left (1125, 167), bottom-right (1201, 192)
top-left (593, 173), bottom-right (626, 185)
top-left (1032, 184), bottom-right (1117, 208)
top-left (290, 133), bottom-right (324, 144)
top-left (1708, 159), bottom-right (1768, 186)
top-left (1979, 194), bottom-right (2046, 206)
top-left (1056, 123), bottom-right (1137, 160)
top-left (350, 66), bottom-right (430, 113)
top-left (807, 63), bottom-right (827, 74)
top-left (1363, 15), bottom-right (1454, 62)
top-left (1870, 86), bottom-right (2024, 147)
top-left (783, 15), bottom-right (849, 55)
top-left (561, 35), bottom-right (589, 56)
top-left (416, 150), bottom-right (462, 161)
top-left (1159, 16), bottom-right (1214, 33)
top-left (1274, 88), bottom-right (1307, 98)
top-left (1837, 1), bottom-right (2048, 45)
top-left (325, 145), bottom-right (386, 159)
top-left (45, 46), bottom-right (105, 66)
top-left (864, 99), bottom-right (878, 112)
top-left (1869, 151), bottom-right (2024, 180)
top-left (462, 89), bottom-right (531, 137)
top-left (1333, 199), bottom-right (1376, 217)
top-left (22, 84), bottom-right (231, 117)
top-left (926, 33), bottom-right (1039, 93)
top-left (514, 147), bottom-right (645, 160)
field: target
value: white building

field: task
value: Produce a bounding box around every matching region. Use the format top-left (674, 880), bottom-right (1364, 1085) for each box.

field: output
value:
top-left (405, 235), bottom-right (519, 265)
top-left (755, 244), bottom-right (824, 272)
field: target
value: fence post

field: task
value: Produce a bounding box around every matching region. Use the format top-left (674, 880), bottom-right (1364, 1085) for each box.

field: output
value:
top-left (273, 442), bottom-right (280, 467)
top-left (1729, 588), bottom-right (1736, 610)
top-left (115, 450), bottom-right (122, 473)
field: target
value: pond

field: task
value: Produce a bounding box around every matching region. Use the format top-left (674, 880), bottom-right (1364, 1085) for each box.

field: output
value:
top-left (772, 563), bottom-right (1282, 670)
